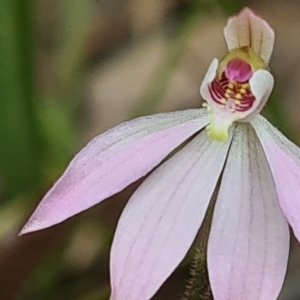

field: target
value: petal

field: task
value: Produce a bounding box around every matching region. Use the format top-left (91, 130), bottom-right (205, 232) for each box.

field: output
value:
top-left (200, 58), bottom-right (219, 100)
top-left (20, 109), bottom-right (208, 234)
top-left (242, 69), bottom-right (274, 121)
top-left (252, 115), bottom-right (300, 241)
top-left (110, 128), bottom-right (234, 300)
top-left (224, 8), bottom-right (275, 63)
top-left (208, 124), bottom-right (289, 300)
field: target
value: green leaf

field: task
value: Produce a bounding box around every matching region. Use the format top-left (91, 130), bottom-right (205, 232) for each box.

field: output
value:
top-left (0, 0), bottom-right (43, 199)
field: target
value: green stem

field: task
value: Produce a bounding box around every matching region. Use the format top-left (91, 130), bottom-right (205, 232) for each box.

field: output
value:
top-left (181, 248), bottom-right (213, 300)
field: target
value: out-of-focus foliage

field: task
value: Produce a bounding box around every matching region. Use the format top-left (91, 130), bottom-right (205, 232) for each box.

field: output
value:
top-left (0, 1), bottom-right (42, 199)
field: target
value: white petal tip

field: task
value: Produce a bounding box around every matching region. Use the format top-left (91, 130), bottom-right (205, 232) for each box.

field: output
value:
top-left (19, 224), bottom-right (40, 236)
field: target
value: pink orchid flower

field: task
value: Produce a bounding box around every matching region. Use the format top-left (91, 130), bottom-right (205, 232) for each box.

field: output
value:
top-left (20, 8), bottom-right (300, 300)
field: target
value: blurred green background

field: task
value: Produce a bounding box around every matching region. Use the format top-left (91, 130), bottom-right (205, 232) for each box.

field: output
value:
top-left (1, 0), bottom-right (300, 299)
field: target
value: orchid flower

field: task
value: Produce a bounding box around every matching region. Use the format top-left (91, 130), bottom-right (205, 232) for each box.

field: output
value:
top-left (20, 8), bottom-right (300, 300)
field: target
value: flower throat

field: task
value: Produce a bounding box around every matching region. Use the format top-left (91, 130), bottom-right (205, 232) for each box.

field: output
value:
top-left (209, 47), bottom-right (266, 113)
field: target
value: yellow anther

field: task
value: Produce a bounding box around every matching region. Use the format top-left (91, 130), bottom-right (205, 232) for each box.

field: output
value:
top-left (202, 102), bottom-right (208, 107)
top-left (228, 83), bottom-right (234, 89)
top-left (226, 88), bottom-right (232, 94)
top-left (220, 98), bottom-right (227, 104)
top-left (235, 100), bottom-right (241, 105)
top-left (235, 93), bottom-right (242, 100)
top-left (242, 83), bottom-right (249, 89)
top-left (239, 88), bottom-right (246, 94)
top-left (225, 93), bottom-right (230, 99)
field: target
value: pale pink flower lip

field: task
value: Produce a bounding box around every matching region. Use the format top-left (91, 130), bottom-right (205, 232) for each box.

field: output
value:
top-left (20, 7), bottom-right (300, 300)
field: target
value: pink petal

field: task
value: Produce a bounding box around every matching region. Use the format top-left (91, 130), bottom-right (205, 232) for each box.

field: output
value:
top-left (208, 124), bottom-right (289, 300)
top-left (252, 115), bottom-right (300, 241)
top-left (110, 129), bottom-right (234, 300)
top-left (224, 8), bottom-right (275, 63)
top-left (21, 110), bottom-right (208, 234)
